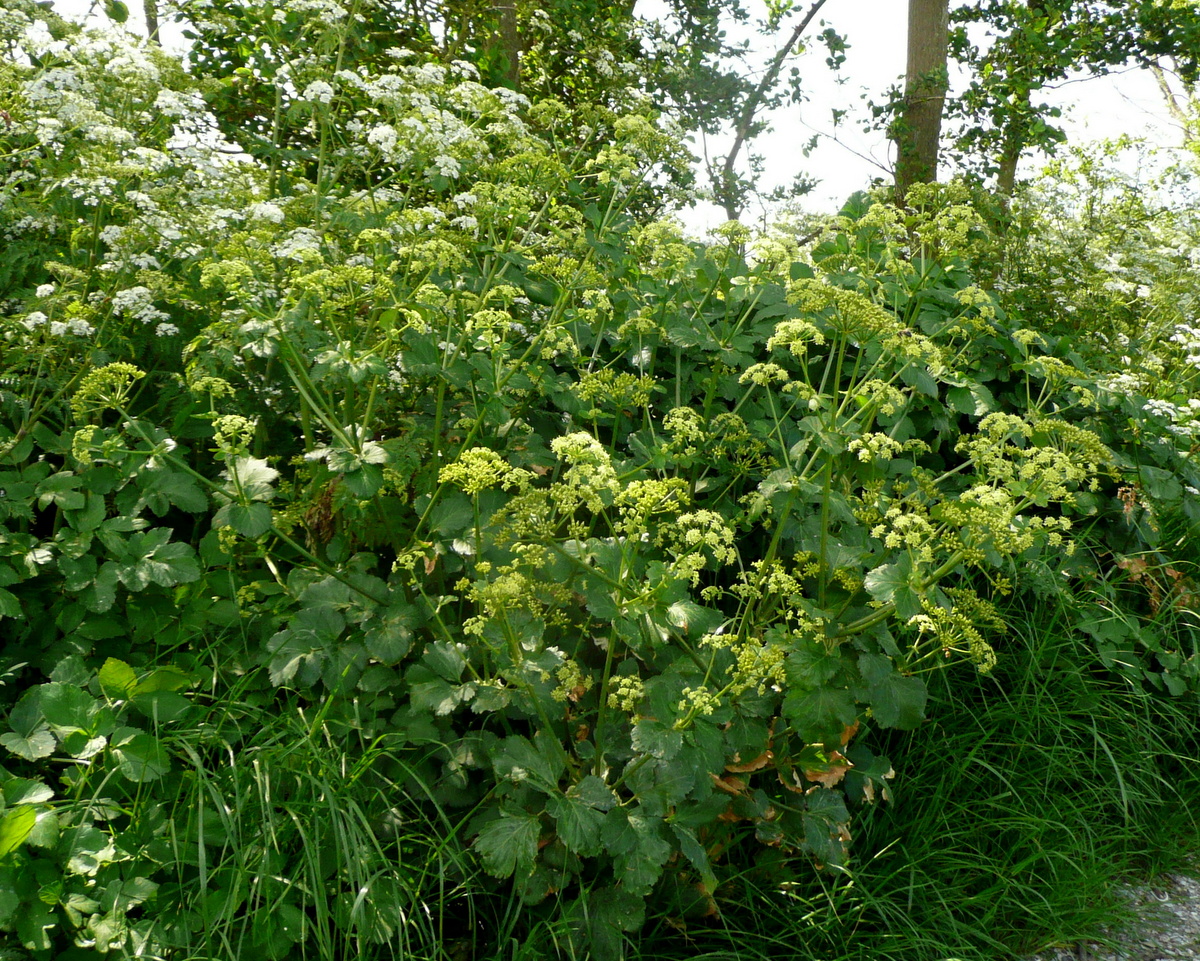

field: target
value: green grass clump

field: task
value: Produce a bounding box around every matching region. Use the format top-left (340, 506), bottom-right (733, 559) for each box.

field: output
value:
top-left (618, 585), bottom-right (1200, 961)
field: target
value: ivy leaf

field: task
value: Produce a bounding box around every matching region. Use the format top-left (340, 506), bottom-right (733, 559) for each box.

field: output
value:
top-left (546, 793), bottom-right (603, 856)
top-left (0, 806), bottom-right (36, 858)
top-left (473, 809), bottom-right (540, 878)
top-left (859, 653), bottom-right (926, 730)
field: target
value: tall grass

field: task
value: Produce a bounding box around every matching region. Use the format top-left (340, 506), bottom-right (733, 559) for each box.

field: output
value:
top-left (141, 568), bottom-right (1198, 961)
top-left (625, 577), bottom-right (1200, 961)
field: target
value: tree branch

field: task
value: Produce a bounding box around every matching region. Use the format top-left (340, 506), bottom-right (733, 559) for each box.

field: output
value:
top-left (719, 0), bottom-right (831, 221)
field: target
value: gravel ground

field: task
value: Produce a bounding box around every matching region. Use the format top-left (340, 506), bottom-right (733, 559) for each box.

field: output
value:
top-left (1028, 873), bottom-right (1200, 961)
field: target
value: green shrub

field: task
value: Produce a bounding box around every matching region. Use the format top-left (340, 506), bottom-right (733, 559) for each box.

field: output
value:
top-left (1, 10), bottom-right (1199, 960)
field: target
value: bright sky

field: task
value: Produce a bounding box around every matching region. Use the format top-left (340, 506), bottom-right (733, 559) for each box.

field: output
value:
top-left (657, 0), bottom-right (1190, 231)
top-left (50, 0), bottom-right (1191, 231)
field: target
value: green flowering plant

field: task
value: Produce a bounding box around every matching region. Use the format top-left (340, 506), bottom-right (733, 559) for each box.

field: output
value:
top-left (0, 7), bottom-right (1186, 959)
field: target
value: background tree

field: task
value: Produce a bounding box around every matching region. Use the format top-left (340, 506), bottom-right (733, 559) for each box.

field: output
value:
top-left (945, 0), bottom-right (1200, 199)
top-left (893, 0), bottom-right (950, 205)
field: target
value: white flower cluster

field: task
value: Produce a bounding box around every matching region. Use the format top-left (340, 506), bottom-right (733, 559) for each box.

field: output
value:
top-left (1140, 397), bottom-right (1200, 438)
top-left (21, 311), bottom-right (94, 337)
top-left (109, 286), bottom-right (174, 334)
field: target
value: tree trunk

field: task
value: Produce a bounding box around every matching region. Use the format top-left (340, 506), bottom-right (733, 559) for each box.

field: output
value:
top-left (144, 0), bottom-right (160, 42)
top-left (894, 0), bottom-right (950, 206)
top-left (493, 1), bottom-right (520, 89)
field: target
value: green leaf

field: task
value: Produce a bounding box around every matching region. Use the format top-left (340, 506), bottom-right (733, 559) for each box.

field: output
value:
top-left (784, 638), bottom-right (844, 688)
top-left (427, 493), bottom-right (473, 536)
top-left (114, 530), bottom-right (201, 589)
top-left (610, 815), bottom-right (671, 895)
top-left (863, 556), bottom-right (922, 620)
top-left (139, 469), bottom-right (208, 514)
top-left (98, 658), bottom-right (138, 700)
top-left (340, 464), bottom-right (384, 498)
top-left (546, 793), bottom-right (603, 856)
top-left (947, 382), bottom-right (996, 417)
top-left (577, 775), bottom-right (617, 811)
top-left (36, 471), bottom-right (85, 511)
top-left (2, 779), bottom-right (53, 806)
top-left (671, 823), bottom-right (718, 891)
top-left (859, 653), bottom-right (926, 729)
top-left (0, 729), bottom-right (55, 760)
top-left (133, 665), bottom-right (194, 694)
top-left (267, 630), bottom-right (326, 688)
top-left (632, 717), bottom-right (682, 761)
top-left (422, 640), bottom-right (467, 682)
top-left (6, 687), bottom-right (43, 736)
top-left (111, 728), bottom-right (171, 782)
top-left (665, 600), bottom-right (724, 637)
top-left (405, 665), bottom-right (468, 715)
top-left (63, 824), bottom-right (116, 876)
top-left (83, 562), bottom-right (119, 612)
top-left (473, 809), bottom-right (540, 878)
top-left (0, 806), bottom-right (37, 858)
top-left (363, 600), bottom-right (419, 664)
top-left (493, 733), bottom-right (565, 787)
top-left (40, 682), bottom-right (97, 733)
top-left (222, 457), bottom-right (278, 501)
top-left (567, 886), bottom-right (644, 961)
top-left (16, 900), bottom-right (54, 951)
top-left (0, 587), bottom-right (20, 619)
top-left (782, 686), bottom-right (857, 744)
top-left (131, 691), bottom-right (192, 724)
top-left (213, 501), bottom-right (273, 537)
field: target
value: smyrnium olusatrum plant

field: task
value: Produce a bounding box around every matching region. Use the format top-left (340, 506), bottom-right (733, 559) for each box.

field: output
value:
top-left (0, 3), bottom-right (1147, 959)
